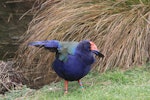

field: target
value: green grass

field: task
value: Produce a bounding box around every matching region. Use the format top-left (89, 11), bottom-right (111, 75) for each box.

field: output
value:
top-left (1, 67), bottom-right (150, 100)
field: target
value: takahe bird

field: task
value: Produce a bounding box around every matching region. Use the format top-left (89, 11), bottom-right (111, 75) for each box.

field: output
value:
top-left (28, 40), bottom-right (104, 94)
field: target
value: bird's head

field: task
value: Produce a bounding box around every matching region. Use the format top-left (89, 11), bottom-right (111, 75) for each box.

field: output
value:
top-left (77, 40), bottom-right (104, 58)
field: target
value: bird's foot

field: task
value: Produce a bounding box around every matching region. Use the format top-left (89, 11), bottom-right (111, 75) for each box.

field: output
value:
top-left (64, 90), bottom-right (68, 95)
top-left (80, 86), bottom-right (85, 91)
top-left (78, 80), bottom-right (85, 90)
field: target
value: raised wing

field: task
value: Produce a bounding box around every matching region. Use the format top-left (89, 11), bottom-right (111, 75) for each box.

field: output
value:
top-left (28, 40), bottom-right (60, 52)
top-left (28, 40), bottom-right (79, 62)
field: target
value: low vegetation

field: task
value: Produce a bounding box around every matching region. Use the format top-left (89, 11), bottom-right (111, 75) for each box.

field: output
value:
top-left (1, 64), bottom-right (150, 100)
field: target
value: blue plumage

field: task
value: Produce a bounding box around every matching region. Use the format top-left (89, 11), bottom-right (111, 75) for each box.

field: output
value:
top-left (29, 40), bottom-right (104, 93)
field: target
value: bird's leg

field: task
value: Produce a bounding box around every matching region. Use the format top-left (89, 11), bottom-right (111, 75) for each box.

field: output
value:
top-left (64, 80), bottom-right (68, 94)
top-left (78, 80), bottom-right (84, 89)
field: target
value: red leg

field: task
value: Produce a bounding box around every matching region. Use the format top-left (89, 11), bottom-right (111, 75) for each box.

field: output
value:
top-left (78, 80), bottom-right (83, 88)
top-left (64, 80), bottom-right (68, 94)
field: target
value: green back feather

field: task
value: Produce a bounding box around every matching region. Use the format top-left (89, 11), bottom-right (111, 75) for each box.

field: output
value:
top-left (58, 42), bottom-right (79, 62)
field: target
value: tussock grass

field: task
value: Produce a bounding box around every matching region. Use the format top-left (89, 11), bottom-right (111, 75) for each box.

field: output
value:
top-left (2, 66), bottom-right (150, 100)
top-left (14, 0), bottom-right (150, 88)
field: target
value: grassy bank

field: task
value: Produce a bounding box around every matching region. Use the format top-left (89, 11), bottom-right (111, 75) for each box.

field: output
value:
top-left (1, 65), bottom-right (150, 100)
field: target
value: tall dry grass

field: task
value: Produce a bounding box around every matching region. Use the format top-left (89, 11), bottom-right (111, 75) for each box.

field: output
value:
top-left (14, 0), bottom-right (150, 88)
